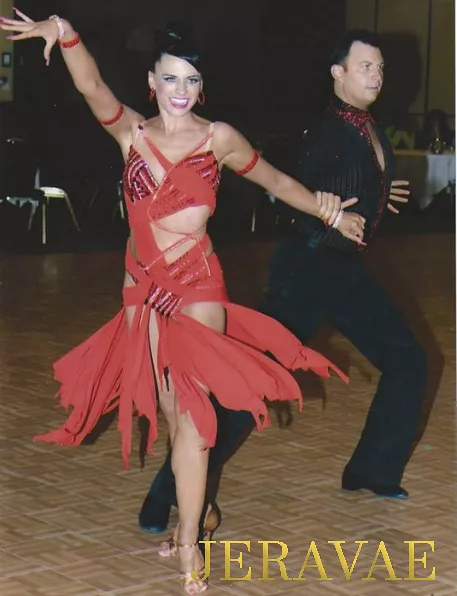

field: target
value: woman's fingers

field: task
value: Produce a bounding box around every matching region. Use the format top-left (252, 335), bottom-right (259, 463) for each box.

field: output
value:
top-left (0, 17), bottom-right (29, 25)
top-left (5, 31), bottom-right (32, 40)
top-left (44, 37), bottom-right (55, 66)
top-left (0, 20), bottom-right (32, 31)
top-left (12, 7), bottom-right (35, 22)
top-left (341, 197), bottom-right (359, 209)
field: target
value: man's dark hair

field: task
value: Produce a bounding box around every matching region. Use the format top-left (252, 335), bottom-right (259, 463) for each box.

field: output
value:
top-left (330, 29), bottom-right (382, 66)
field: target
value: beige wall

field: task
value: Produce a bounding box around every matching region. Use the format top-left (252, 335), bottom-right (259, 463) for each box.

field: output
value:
top-left (429, 0), bottom-right (455, 114)
top-left (345, 0), bottom-right (455, 121)
top-left (346, 0), bottom-right (377, 30)
top-left (0, 0), bottom-right (13, 102)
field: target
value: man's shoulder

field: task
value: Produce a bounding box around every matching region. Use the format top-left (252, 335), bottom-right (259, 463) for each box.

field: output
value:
top-left (305, 109), bottom-right (346, 136)
top-left (301, 110), bottom-right (348, 153)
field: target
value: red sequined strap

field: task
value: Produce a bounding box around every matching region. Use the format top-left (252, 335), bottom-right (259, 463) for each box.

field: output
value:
top-left (58, 33), bottom-right (81, 49)
top-left (147, 281), bottom-right (182, 317)
top-left (99, 104), bottom-right (125, 127)
top-left (236, 150), bottom-right (260, 176)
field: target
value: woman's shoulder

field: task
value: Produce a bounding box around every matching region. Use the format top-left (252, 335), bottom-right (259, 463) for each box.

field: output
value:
top-left (211, 121), bottom-right (247, 147)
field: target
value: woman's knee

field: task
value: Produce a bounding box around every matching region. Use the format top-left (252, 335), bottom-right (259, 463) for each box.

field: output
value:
top-left (174, 410), bottom-right (206, 447)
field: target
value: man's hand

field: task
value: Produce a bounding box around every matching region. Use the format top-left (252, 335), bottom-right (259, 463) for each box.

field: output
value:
top-left (388, 180), bottom-right (410, 214)
top-left (337, 212), bottom-right (366, 245)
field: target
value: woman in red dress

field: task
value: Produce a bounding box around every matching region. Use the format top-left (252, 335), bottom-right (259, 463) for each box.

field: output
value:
top-left (1, 10), bottom-right (366, 594)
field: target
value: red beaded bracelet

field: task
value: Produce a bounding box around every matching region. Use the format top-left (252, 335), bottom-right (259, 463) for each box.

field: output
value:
top-left (58, 33), bottom-right (81, 49)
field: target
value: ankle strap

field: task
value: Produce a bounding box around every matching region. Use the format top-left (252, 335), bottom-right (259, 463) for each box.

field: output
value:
top-left (177, 541), bottom-right (197, 549)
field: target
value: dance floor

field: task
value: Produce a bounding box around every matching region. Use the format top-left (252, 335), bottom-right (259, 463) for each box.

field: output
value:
top-left (0, 234), bottom-right (455, 595)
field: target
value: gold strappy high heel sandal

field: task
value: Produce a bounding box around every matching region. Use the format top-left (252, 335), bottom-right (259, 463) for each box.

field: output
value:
top-left (178, 541), bottom-right (208, 595)
top-left (158, 529), bottom-right (178, 557)
top-left (158, 503), bottom-right (221, 558)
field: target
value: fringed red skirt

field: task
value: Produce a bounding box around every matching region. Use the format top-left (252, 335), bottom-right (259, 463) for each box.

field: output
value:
top-left (34, 238), bottom-right (347, 467)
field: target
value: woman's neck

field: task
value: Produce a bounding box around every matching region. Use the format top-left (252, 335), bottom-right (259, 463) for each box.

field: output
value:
top-left (153, 111), bottom-right (197, 135)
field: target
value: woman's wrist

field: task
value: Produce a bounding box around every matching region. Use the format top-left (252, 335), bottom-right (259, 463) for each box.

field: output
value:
top-left (49, 16), bottom-right (76, 43)
top-left (49, 15), bottom-right (65, 39)
top-left (59, 19), bottom-right (77, 42)
top-left (331, 210), bottom-right (343, 229)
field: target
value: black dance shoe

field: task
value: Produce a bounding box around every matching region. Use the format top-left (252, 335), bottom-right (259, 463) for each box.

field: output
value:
top-left (138, 492), bottom-right (171, 533)
top-left (342, 468), bottom-right (409, 500)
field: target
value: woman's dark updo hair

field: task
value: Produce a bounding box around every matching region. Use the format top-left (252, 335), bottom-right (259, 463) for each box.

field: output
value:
top-left (150, 23), bottom-right (203, 74)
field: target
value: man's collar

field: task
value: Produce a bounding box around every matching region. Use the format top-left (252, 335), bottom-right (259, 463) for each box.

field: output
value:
top-left (329, 95), bottom-right (375, 128)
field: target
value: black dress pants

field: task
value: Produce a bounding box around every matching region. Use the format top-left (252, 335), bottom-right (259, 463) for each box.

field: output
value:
top-left (259, 236), bottom-right (427, 485)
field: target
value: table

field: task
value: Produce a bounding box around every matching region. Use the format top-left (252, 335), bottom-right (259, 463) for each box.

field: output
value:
top-left (394, 150), bottom-right (456, 209)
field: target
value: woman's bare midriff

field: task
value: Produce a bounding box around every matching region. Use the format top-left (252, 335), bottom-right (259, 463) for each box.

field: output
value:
top-left (124, 205), bottom-right (225, 334)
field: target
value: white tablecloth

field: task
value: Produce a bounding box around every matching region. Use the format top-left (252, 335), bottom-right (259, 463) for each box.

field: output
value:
top-left (394, 150), bottom-right (456, 209)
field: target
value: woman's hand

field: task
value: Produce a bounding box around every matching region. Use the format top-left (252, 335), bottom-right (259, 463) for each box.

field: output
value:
top-left (0, 9), bottom-right (67, 66)
top-left (316, 192), bottom-right (366, 245)
top-left (316, 192), bottom-right (360, 227)
top-left (2, 7), bottom-right (139, 144)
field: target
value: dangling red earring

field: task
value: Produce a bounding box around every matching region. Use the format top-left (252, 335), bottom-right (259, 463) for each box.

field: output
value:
top-left (198, 91), bottom-right (206, 105)
top-left (149, 88), bottom-right (156, 101)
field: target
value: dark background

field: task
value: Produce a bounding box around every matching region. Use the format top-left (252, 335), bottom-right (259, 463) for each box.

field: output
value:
top-left (0, 0), bottom-right (349, 249)
top-left (0, 0), bottom-right (453, 251)
top-left (2, 0), bottom-right (346, 157)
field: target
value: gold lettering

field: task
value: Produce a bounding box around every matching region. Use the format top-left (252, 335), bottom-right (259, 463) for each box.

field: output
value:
top-left (220, 541), bottom-right (252, 581)
top-left (194, 541), bottom-right (216, 581)
top-left (294, 541), bottom-right (333, 581)
top-left (404, 541), bottom-right (436, 580)
top-left (329, 541), bottom-right (367, 580)
top-left (363, 541), bottom-right (401, 581)
top-left (258, 541), bottom-right (291, 580)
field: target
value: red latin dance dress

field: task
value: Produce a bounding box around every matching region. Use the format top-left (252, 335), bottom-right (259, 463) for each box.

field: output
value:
top-left (34, 122), bottom-right (348, 467)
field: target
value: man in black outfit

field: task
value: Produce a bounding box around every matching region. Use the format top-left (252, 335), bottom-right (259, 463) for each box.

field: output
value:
top-left (138, 30), bottom-right (427, 533)
top-left (261, 29), bottom-right (426, 499)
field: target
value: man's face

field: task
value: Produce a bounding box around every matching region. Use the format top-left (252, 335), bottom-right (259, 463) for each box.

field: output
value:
top-left (333, 41), bottom-right (384, 109)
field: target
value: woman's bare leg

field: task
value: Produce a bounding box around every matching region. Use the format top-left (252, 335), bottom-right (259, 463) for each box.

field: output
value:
top-left (125, 269), bottom-right (178, 449)
top-left (172, 406), bottom-right (209, 580)
top-left (166, 302), bottom-right (225, 588)
top-left (126, 274), bottom-right (224, 589)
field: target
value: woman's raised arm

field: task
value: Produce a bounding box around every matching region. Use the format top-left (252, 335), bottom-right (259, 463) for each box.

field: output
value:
top-left (0, 9), bottom-right (142, 144)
